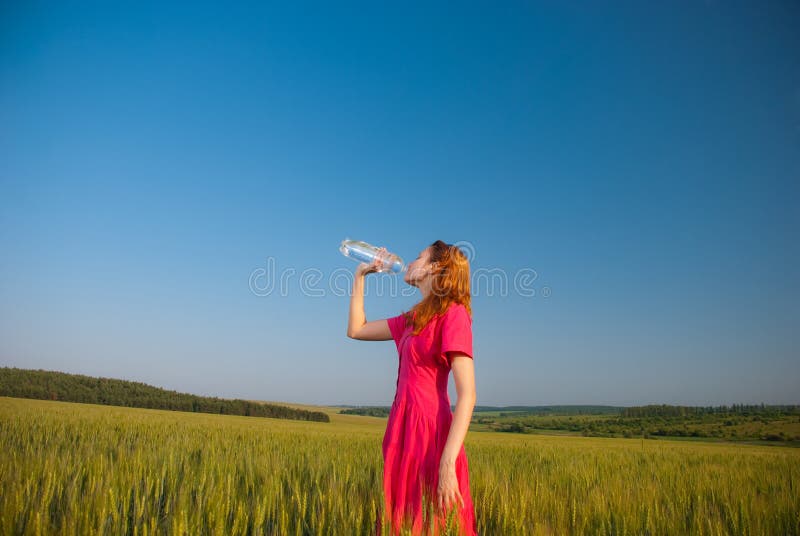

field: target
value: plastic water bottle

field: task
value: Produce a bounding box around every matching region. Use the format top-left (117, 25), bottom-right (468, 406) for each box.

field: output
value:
top-left (339, 238), bottom-right (406, 274)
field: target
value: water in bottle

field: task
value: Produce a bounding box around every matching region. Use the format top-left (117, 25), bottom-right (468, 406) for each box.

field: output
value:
top-left (339, 238), bottom-right (407, 274)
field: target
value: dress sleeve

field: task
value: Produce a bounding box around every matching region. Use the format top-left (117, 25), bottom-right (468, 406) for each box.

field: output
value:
top-left (439, 304), bottom-right (473, 367)
top-left (386, 313), bottom-right (408, 351)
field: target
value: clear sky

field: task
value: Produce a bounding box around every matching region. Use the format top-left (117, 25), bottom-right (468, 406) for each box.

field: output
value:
top-left (1, 1), bottom-right (798, 407)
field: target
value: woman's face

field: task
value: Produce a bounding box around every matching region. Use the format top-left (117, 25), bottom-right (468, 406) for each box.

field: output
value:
top-left (403, 246), bottom-right (434, 287)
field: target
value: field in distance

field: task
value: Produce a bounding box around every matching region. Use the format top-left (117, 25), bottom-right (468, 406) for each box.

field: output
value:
top-left (341, 402), bottom-right (800, 445)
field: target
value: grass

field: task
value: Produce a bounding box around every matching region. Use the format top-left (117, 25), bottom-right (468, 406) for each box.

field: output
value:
top-left (2, 396), bottom-right (798, 535)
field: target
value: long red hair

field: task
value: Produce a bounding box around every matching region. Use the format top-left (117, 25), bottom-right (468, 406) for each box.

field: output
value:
top-left (400, 240), bottom-right (472, 336)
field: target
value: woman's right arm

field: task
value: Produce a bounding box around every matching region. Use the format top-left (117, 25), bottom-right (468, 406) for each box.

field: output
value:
top-left (347, 252), bottom-right (393, 341)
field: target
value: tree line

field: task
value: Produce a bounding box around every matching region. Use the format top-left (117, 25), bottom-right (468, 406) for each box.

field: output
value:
top-left (0, 367), bottom-right (329, 422)
top-left (340, 406), bottom-right (391, 417)
top-left (621, 403), bottom-right (799, 418)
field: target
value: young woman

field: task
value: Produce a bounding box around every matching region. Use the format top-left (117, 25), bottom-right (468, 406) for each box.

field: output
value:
top-left (347, 240), bottom-right (478, 536)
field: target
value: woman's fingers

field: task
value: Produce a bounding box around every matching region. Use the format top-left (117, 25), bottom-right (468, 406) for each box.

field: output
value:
top-left (437, 479), bottom-right (465, 512)
top-left (438, 490), bottom-right (458, 512)
top-left (372, 249), bottom-right (386, 269)
top-left (437, 489), bottom-right (445, 511)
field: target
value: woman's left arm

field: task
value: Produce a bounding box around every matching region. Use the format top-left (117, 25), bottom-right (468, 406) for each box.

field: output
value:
top-left (440, 353), bottom-right (476, 466)
top-left (437, 352), bottom-right (476, 512)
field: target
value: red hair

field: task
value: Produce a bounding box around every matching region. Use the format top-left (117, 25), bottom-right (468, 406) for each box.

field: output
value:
top-left (400, 240), bottom-right (471, 336)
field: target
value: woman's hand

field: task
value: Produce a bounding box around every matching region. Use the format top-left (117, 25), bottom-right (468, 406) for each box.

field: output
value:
top-left (437, 460), bottom-right (464, 514)
top-left (355, 247), bottom-right (388, 277)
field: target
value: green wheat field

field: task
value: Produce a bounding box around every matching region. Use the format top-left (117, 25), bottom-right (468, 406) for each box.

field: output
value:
top-left (1, 396), bottom-right (798, 535)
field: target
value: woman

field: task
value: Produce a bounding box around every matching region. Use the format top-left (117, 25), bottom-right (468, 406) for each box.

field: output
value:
top-left (347, 240), bottom-right (478, 536)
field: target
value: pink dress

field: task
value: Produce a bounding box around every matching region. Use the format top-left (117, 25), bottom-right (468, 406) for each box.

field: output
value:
top-left (378, 302), bottom-right (478, 536)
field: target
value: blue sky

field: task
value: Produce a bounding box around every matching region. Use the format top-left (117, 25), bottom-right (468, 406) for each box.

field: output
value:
top-left (1, 1), bottom-right (798, 406)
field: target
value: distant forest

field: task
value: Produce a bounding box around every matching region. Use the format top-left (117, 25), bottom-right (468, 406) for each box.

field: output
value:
top-left (621, 403), bottom-right (800, 418)
top-left (0, 367), bottom-right (329, 422)
top-left (340, 406), bottom-right (391, 417)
